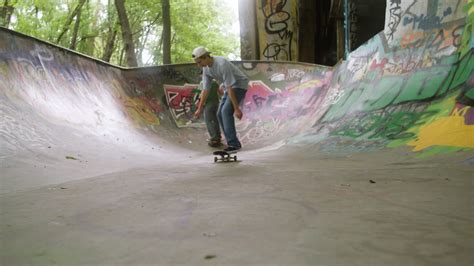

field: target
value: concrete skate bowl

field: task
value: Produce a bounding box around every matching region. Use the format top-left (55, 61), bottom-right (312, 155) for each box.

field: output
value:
top-left (1, 3), bottom-right (473, 193)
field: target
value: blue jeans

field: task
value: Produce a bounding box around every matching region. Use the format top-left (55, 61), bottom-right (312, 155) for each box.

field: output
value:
top-left (217, 88), bottom-right (247, 148)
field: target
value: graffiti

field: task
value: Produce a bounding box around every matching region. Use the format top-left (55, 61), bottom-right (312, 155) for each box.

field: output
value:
top-left (159, 67), bottom-right (186, 82)
top-left (242, 81), bottom-right (277, 116)
top-left (384, 0), bottom-right (466, 44)
top-left (121, 97), bottom-right (160, 125)
top-left (257, 0), bottom-right (297, 61)
top-left (346, 46), bottom-right (378, 79)
top-left (403, 7), bottom-right (453, 30)
top-left (242, 80), bottom-right (319, 121)
top-left (263, 43), bottom-right (290, 61)
top-left (163, 84), bottom-right (202, 128)
top-left (1, 1), bottom-right (472, 160)
top-left (400, 24), bottom-right (465, 51)
top-left (322, 18), bottom-right (471, 123)
top-left (286, 68), bottom-right (306, 80)
top-left (32, 44), bottom-right (54, 62)
top-left (323, 88), bottom-right (345, 107)
top-left (269, 68), bottom-right (305, 82)
top-left (238, 118), bottom-right (286, 145)
top-left (270, 72), bottom-right (285, 82)
top-left (408, 105), bottom-right (474, 151)
top-left (236, 75), bottom-right (332, 146)
top-left (330, 109), bottom-right (435, 140)
top-left (386, 0), bottom-right (403, 40)
top-left (458, 14), bottom-right (472, 57)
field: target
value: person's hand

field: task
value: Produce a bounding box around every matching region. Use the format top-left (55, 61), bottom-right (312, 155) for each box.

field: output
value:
top-left (194, 107), bottom-right (202, 119)
top-left (218, 85), bottom-right (224, 96)
top-left (234, 108), bottom-right (243, 120)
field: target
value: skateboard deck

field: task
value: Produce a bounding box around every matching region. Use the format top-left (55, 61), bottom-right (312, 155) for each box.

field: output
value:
top-left (213, 150), bottom-right (238, 163)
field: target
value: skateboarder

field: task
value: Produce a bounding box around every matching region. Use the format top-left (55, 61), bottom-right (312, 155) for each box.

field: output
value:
top-left (194, 75), bottom-right (222, 147)
top-left (192, 46), bottom-right (248, 152)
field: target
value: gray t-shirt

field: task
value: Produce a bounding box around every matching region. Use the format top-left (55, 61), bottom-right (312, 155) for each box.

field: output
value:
top-left (202, 56), bottom-right (248, 91)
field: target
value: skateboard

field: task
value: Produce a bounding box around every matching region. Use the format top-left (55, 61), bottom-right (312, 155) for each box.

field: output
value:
top-left (213, 150), bottom-right (238, 163)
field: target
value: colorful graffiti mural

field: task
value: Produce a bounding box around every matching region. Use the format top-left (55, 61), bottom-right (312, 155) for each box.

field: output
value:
top-left (163, 83), bottom-right (204, 128)
top-left (0, 0), bottom-right (472, 157)
top-left (301, 0), bottom-right (474, 154)
top-left (385, 0), bottom-right (468, 43)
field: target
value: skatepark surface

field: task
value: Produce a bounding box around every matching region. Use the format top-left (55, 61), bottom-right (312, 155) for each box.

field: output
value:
top-left (1, 1), bottom-right (473, 265)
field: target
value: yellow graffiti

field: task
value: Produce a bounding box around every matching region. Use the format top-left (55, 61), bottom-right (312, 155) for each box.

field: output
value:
top-left (408, 107), bottom-right (474, 151)
top-left (122, 97), bottom-right (160, 126)
top-left (289, 79), bottom-right (323, 92)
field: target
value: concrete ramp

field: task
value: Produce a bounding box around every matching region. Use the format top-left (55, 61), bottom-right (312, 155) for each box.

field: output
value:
top-left (1, 22), bottom-right (472, 191)
top-left (1, 1), bottom-right (473, 265)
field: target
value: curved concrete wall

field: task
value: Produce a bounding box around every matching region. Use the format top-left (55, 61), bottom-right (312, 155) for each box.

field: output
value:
top-left (0, 1), bottom-right (472, 161)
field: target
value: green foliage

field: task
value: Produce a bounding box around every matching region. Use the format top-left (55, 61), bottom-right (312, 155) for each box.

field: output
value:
top-left (5, 0), bottom-right (240, 66)
top-left (168, 0), bottom-right (239, 63)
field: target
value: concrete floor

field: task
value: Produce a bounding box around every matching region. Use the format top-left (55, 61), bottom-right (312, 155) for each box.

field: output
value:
top-left (1, 146), bottom-right (473, 266)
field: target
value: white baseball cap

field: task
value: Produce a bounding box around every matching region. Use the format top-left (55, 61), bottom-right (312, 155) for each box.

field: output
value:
top-left (192, 47), bottom-right (211, 59)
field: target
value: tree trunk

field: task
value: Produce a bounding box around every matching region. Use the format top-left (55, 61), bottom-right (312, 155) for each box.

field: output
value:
top-left (136, 13), bottom-right (161, 65)
top-left (69, 7), bottom-right (82, 50)
top-left (102, 22), bottom-right (118, 62)
top-left (0, 0), bottom-right (14, 28)
top-left (161, 0), bottom-right (171, 64)
top-left (56, 0), bottom-right (87, 43)
top-left (115, 0), bottom-right (138, 67)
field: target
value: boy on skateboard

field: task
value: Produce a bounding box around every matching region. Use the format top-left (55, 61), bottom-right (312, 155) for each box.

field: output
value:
top-left (192, 47), bottom-right (248, 152)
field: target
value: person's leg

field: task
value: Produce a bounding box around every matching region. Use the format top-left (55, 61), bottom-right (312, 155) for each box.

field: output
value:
top-left (217, 92), bottom-right (227, 139)
top-left (203, 103), bottom-right (221, 144)
top-left (220, 88), bottom-right (246, 148)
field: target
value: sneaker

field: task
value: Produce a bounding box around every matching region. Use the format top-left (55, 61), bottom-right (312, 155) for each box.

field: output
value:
top-left (208, 140), bottom-right (222, 147)
top-left (224, 146), bottom-right (241, 152)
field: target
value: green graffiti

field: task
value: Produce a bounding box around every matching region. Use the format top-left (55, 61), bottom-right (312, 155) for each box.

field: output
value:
top-left (323, 47), bottom-right (470, 123)
top-left (453, 51), bottom-right (473, 88)
top-left (330, 110), bottom-right (436, 141)
top-left (394, 62), bottom-right (454, 103)
top-left (459, 2), bottom-right (473, 57)
top-left (466, 86), bottom-right (474, 99)
top-left (330, 114), bottom-right (383, 138)
top-left (362, 76), bottom-right (404, 111)
top-left (453, 50), bottom-right (474, 104)
top-left (389, 93), bottom-right (458, 149)
top-left (323, 87), bottom-right (363, 122)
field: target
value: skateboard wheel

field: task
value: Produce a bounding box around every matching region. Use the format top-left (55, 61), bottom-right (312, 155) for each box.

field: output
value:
top-left (214, 157), bottom-right (218, 163)
top-left (234, 156), bottom-right (237, 161)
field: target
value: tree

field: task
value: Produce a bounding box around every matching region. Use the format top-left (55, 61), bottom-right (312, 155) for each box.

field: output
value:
top-left (69, 2), bottom-right (83, 50)
top-left (169, 0), bottom-right (239, 63)
top-left (56, 0), bottom-right (87, 44)
top-left (101, 0), bottom-right (118, 62)
top-left (115, 0), bottom-right (138, 67)
top-left (102, 21), bottom-right (119, 62)
top-left (6, 0), bottom-right (239, 66)
top-left (161, 0), bottom-right (171, 64)
top-left (0, 0), bottom-right (14, 27)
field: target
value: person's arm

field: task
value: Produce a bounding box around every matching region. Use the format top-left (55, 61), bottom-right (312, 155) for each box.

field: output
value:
top-left (194, 89), bottom-right (210, 119)
top-left (216, 82), bottom-right (224, 97)
top-left (227, 86), bottom-right (243, 120)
